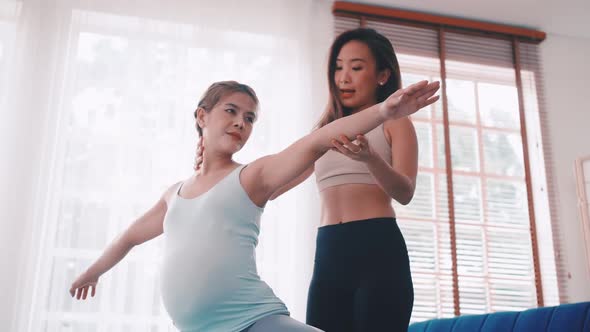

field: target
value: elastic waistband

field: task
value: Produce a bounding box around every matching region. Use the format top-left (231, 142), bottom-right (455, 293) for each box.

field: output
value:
top-left (318, 217), bottom-right (396, 230)
top-left (316, 217), bottom-right (400, 248)
top-left (314, 217), bottom-right (406, 263)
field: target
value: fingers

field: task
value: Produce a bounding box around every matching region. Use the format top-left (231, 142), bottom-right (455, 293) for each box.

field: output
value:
top-left (195, 156), bottom-right (203, 169)
top-left (422, 95), bottom-right (440, 108)
top-left (411, 80), bottom-right (439, 95)
top-left (413, 81), bottom-right (439, 99)
top-left (407, 81), bottom-right (439, 99)
top-left (423, 81), bottom-right (441, 95)
top-left (400, 81), bottom-right (440, 114)
top-left (82, 286), bottom-right (89, 300)
top-left (196, 136), bottom-right (204, 155)
top-left (356, 134), bottom-right (368, 147)
top-left (70, 281), bottom-right (97, 300)
top-left (416, 86), bottom-right (440, 107)
top-left (394, 80), bottom-right (439, 107)
top-left (70, 280), bottom-right (81, 298)
top-left (339, 135), bottom-right (353, 149)
top-left (416, 88), bottom-right (437, 104)
top-left (331, 139), bottom-right (350, 155)
top-left (339, 135), bottom-right (362, 153)
top-left (332, 135), bottom-right (365, 156)
top-left (196, 144), bottom-right (204, 156)
top-left (403, 80), bottom-right (429, 95)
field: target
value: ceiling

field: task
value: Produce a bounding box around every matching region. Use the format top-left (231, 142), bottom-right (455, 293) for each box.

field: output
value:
top-left (349, 0), bottom-right (590, 40)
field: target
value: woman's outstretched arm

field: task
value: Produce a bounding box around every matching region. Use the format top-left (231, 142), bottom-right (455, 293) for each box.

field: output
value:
top-left (69, 184), bottom-right (177, 299)
top-left (246, 80), bottom-right (439, 203)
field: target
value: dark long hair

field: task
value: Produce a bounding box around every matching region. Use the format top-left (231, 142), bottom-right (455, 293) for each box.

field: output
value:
top-left (317, 28), bottom-right (401, 128)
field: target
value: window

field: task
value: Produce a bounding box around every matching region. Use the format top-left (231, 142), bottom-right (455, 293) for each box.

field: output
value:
top-left (25, 4), bottom-right (319, 331)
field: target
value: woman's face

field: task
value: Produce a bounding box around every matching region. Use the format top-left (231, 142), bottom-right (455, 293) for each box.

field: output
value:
top-left (334, 40), bottom-right (388, 113)
top-left (198, 92), bottom-right (258, 154)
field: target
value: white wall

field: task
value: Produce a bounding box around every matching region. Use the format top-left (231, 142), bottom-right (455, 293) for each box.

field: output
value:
top-left (541, 33), bottom-right (590, 302)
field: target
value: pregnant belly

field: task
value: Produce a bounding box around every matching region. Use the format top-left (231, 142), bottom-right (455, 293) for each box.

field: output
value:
top-left (159, 246), bottom-right (254, 324)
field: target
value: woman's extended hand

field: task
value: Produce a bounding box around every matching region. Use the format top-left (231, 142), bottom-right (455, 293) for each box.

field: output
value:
top-left (380, 80), bottom-right (440, 120)
top-left (69, 271), bottom-right (99, 300)
top-left (331, 134), bottom-right (375, 163)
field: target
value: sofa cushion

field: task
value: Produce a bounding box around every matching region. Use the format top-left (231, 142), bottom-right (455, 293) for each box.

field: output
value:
top-left (408, 302), bottom-right (590, 332)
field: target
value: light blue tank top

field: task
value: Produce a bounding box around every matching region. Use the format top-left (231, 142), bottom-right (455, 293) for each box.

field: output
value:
top-left (160, 165), bottom-right (289, 332)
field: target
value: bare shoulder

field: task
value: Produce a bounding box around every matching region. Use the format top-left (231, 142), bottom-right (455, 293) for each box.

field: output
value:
top-left (240, 157), bottom-right (267, 185)
top-left (161, 181), bottom-right (183, 206)
top-left (383, 117), bottom-right (416, 144)
top-left (233, 159), bottom-right (269, 207)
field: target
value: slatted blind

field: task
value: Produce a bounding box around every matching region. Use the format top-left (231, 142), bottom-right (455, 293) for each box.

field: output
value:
top-left (335, 11), bottom-right (560, 322)
top-left (519, 41), bottom-right (564, 305)
top-left (574, 156), bottom-right (590, 287)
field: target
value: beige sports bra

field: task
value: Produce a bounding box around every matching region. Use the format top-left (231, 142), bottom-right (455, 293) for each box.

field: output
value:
top-left (314, 124), bottom-right (392, 191)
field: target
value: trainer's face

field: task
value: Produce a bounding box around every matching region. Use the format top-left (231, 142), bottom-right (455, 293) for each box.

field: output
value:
top-left (334, 40), bottom-right (389, 113)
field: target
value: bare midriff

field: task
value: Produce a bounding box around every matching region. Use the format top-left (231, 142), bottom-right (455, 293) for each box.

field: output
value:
top-left (319, 183), bottom-right (395, 226)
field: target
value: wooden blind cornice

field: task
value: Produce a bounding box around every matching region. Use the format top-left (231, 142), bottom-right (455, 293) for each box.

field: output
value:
top-left (333, 1), bottom-right (546, 44)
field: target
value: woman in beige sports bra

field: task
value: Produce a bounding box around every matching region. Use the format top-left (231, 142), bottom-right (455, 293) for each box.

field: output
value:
top-left (276, 28), bottom-right (421, 332)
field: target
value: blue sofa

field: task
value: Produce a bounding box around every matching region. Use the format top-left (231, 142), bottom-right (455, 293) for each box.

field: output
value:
top-left (409, 302), bottom-right (590, 332)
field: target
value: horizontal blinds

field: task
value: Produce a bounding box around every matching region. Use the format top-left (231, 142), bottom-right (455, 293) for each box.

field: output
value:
top-left (519, 41), bottom-right (564, 305)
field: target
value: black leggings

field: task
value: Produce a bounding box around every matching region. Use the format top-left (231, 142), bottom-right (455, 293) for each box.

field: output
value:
top-left (306, 218), bottom-right (414, 332)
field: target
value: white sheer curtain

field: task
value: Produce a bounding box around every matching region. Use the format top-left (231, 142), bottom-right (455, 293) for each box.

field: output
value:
top-left (1, 0), bottom-right (333, 331)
